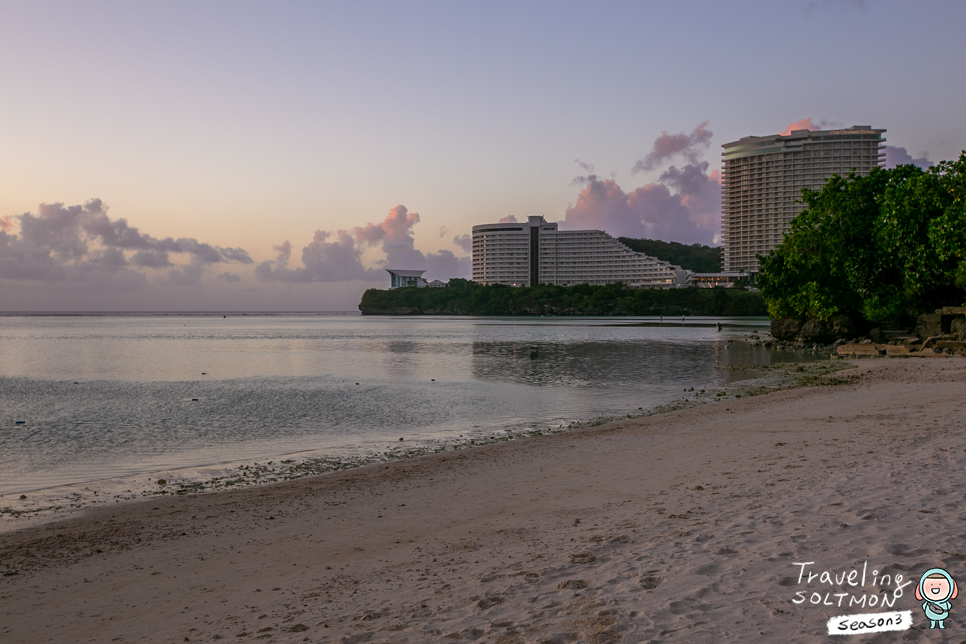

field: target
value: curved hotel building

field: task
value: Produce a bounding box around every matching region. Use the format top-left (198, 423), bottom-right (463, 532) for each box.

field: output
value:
top-left (721, 125), bottom-right (885, 274)
top-left (471, 216), bottom-right (689, 288)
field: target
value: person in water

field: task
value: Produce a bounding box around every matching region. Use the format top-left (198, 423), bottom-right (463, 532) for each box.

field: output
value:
top-left (916, 568), bottom-right (958, 629)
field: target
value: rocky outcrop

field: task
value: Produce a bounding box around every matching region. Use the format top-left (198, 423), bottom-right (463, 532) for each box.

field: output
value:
top-left (916, 308), bottom-right (966, 340)
top-left (770, 315), bottom-right (854, 343)
top-left (770, 318), bottom-right (801, 341)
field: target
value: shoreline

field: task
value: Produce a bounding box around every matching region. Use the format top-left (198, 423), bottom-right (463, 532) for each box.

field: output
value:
top-left (0, 358), bottom-right (844, 533)
top-left (2, 358), bottom-right (964, 642)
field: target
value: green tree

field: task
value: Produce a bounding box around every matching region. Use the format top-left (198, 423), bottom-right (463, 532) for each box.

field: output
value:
top-left (618, 237), bottom-right (722, 272)
top-left (757, 153), bottom-right (966, 325)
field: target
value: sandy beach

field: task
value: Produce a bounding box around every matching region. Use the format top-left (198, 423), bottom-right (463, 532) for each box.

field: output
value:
top-left (2, 357), bottom-right (965, 643)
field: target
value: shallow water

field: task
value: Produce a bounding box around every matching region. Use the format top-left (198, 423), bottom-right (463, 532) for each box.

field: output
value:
top-left (0, 314), bottom-right (818, 495)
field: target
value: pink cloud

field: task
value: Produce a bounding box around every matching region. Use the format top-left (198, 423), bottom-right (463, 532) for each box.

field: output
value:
top-left (255, 230), bottom-right (379, 283)
top-left (569, 122), bottom-right (721, 245)
top-left (257, 204), bottom-right (471, 283)
top-left (0, 216), bottom-right (11, 232)
top-left (0, 199), bottom-right (251, 287)
top-left (632, 121), bottom-right (713, 173)
top-left (563, 166), bottom-right (720, 245)
top-left (779, 118), bottom-right (823, 135)
top-left (498, 215), bottom-right (518, 224)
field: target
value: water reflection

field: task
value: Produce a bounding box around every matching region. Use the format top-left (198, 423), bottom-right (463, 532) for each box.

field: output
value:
top-left (0, 315), bottom-right (826, 494)
top-left (469, 338), bottom-right (822, 389)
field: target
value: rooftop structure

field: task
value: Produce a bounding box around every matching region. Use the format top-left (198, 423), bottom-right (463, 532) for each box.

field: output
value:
top-left (386, 269), bottom-right (429, 289)
top-left (471, 216), bottom-right (690, 288)
top-left (721, 125), bottom-right (886, 274)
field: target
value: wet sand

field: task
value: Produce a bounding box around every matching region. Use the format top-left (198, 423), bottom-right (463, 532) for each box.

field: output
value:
top-left (1, 358), bottom-right (965, 642)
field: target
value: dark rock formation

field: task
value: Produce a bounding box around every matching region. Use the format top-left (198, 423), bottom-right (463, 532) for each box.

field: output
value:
top-left (770, 315), bottom-right (854, 343)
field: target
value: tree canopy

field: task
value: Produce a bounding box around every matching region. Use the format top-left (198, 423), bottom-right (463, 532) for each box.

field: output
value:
top-left (757, 153), bottom-right (966, 325)
top-left (360, 280), bottom-right (765, 316)
top-left (617, 237), bottom-right (722, 273)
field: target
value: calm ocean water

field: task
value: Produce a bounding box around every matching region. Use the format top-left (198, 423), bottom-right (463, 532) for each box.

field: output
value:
top-left (0, 314), bottom-right (812, 496)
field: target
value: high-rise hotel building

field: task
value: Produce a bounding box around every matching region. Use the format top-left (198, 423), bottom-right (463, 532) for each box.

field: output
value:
top-left (721, 125), bottom-right (886, 274)
top-left (471, 216), bottom-right (689, 288)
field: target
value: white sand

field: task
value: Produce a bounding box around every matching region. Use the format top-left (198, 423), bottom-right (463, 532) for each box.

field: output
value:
top-left (2, 358), bottom-right (965, 643)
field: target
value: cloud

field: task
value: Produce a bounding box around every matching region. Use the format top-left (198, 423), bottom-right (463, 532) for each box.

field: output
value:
top-left (777, 117), bottom-right (844, 135)
top-left (130, 249), bottom-right (172, 268)
top-left (163, 262), bottom-right (206, 287)
top-left (217, 271), bottom-right (242, 282)
top-left (256, 204), bottom-right (472, 284)
top-left (566, 123), bottom-right (721, 245)
top-left (0, 199), bottom-right (251, 287)
top-left (439, 226), bottom-right (449, 238)
top-left (0, 216), bottom-right (11, 232)
top-left (884, 145), bottom-right (933, 169)
top-left (351, 204), bottom-right (421, 249)
top-left (779, 117), bottom-right (821, 135)
top-left (254, 231), bottom-right (380, 283)
top-left (564, 170), bottom-right (720, 245)
top-left (77, 199), bottom-right (253, 265)
top-left (632, 121), bottom-right (713, 173)
top-left (498, 215), bottom-right (518, 224)
top-left (218, 247), bottom-right (254, 264)
top-left (453, 234), bottom-right (472, 253)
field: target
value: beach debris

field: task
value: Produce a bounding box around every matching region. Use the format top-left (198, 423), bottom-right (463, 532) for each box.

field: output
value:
top-left (191, 398), bottom-right (199, 401)
top-left (19, 494), bottom-right (26, 500)
top-left (557, 579), bottom-right (589, 590)
top-left (15, 420), bottom-right (25, 424)
top-left (157, 479), bottom-right (166, 486)
top-left (399, 437), bottom-right (404, 441)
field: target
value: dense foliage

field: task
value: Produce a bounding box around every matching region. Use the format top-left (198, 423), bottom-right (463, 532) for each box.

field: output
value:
top-left (617, 237), bottom-right (722, 273)
top-left (359, 280), bottom-right (766, 316)
top-left (757, 153), bottom-right (966, 325)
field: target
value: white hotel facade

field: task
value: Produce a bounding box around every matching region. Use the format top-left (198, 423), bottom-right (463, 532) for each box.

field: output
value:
top-left (721, 125), bottom-right (886, 274)
top-left (471, 216), bottom-right (690, 288)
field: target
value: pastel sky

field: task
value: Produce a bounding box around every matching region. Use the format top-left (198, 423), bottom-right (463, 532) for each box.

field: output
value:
top-left (2, 0), bottom-right (963, 311)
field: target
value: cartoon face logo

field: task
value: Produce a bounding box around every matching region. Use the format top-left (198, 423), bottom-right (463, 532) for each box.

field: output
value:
top-left (916, 568), bottom-right (958, 629)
